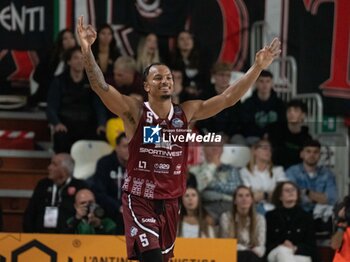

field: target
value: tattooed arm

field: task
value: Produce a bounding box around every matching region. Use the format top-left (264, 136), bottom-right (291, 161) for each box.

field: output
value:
top-left (76, 16), bottom-right (141, 137)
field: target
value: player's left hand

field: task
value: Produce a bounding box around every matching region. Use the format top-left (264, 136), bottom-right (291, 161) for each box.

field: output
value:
top-left (255, 38), bottom-right (281, 69)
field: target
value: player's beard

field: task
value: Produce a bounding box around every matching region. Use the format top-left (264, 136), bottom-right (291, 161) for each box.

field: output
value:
top-left (160, 95), bottom-right (172, 100)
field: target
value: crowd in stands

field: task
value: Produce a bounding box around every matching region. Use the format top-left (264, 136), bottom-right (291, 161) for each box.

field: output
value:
top-left (2, 26), bottom-right (342, 262)
top-left (18, 131), bottom-right (338, 262)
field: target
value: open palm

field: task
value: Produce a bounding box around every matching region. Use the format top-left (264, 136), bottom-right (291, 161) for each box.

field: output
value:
top-left (76, 16), bottom-right (97, 52)
top-left (255, 38), bottom-right (281, 69)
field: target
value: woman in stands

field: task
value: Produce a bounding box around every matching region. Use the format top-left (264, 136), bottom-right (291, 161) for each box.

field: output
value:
top-left (92, 24), bottom-right (120, 81)
top-left (136, 33), bottom-right (161, 73)
top-left (219, 185), bottom-right (266, 262)
top-left (265, 181), bottom-right (316, 262)
top-left (240, 138), bottom-right (287, 214)
top-left (177, 186), bottom-right (215, 238)
top-left (31, 29), bottom-right (77, 106)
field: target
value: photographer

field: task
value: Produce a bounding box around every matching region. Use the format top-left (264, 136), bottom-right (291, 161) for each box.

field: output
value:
top-left (64, 189), bottom-right (117, 234)
top-left (331, 196), bottom-right (350, 262)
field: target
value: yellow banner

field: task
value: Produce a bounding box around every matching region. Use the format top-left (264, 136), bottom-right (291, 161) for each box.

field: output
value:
top-left (0, 233), bottom-right (236, 262)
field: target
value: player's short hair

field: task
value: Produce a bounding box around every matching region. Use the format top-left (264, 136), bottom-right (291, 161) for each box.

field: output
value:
top-left (142, 62), bottom-right (171, 82)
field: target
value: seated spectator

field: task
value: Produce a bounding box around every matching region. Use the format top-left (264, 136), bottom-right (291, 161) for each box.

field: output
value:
top-left (109, 56), bottom-right (147, 101)
top-left (196, 62), bottom-right (242, 143)
top-left (64, 189), bottom-right (117, 234)
top-left (219, 186), bottom-right (266, 262)
top-left (91, 132), bottom-right (128, 235)
top-left (189, 142), bottom-right (242, 222)
top-left (30, 29), bottom-right (77, 107)
top-left (267, 99), bottom-right (312, 169)
top-left (92, 24), bottom-right (120, 80)
top-left (241, 70), bottom-right (286, 145)
top-left (136, 33), bottom-right (161, 73)
top-left (177, 187), bottom-right (215, 238)
top-left (266, 181), bottom-right (316, 262)
top-left (286, 139), bottom-right (337, 239)
top-left (331, 195), bottom-right (350, 261)
top-left (286, 139), bottom-right (337, 213)
top-left (240, 139), bottom-right (287, 214)
top-left (46, 46), bottom-right (107, 153)
top-left (23, 153), bottom-right (88, 233)
top-left (171, 69), bottom-right (184, 104)
top-left (170, 31), bottom-right (207, 90)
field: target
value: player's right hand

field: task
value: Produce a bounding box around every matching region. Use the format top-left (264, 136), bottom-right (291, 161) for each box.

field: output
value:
top-left (76, 16), bottom-right (97, 52)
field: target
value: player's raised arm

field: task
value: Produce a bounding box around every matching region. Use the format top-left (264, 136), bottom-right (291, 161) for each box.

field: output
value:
top-left (182, 38), bottom-right (281, 121)
top-left (76, 16), bottom-right (141, 128)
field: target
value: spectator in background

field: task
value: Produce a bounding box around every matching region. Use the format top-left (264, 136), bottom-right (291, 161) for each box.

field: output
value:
top-left (286, 139), bottom-right (337, 213)
top-left (266, 181), bottom-right (316, 262)
top-left (64, 189), bottom-right (117, 234)
top-left (30, 29), bottom-right (77, 107)
top-left (241, 70), bottom-right (286, 145)
top-left (136, 33), bottom-right (161, 73)
top-left (171, 31), bottom-right (206, 95)
top-left (189, 142), bottom-right (242, 222)
top-left (110, 56), bottom-right (147, 101)
top-left (23, 153), bottom-right (88, 233)
top-left (92, 24), bottom-right (120, 81)
top-left (240, 139), bottom-right (287, 214)
top-left (286, 139), bottom-right (337, 239)
top-left (219, 186), bottom-right (266, 262)
top-left (91, 132), bottom-right (129, 235)
top-left (171, 69), bottom-right (184, 104)
top-left (46, 46), bottom-right (107, 153)
top-left (267, 99), bottom-right (312, 169)
top-left (177, 187), bottom-right (215, 238)
top-left (196, 62), bottom-right (242, 143)
top-left (331, 195), bottom-right (350, 262)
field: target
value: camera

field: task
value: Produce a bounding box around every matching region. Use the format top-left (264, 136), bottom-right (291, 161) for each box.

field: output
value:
top-left (87, 203), bottom-right (105, 218)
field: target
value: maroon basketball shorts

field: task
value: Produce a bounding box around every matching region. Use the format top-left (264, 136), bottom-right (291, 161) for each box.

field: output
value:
top-left (122, 192), bottom-right (180, 260)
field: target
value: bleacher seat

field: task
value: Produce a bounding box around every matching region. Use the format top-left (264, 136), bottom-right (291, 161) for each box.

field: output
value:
top-left (70, 140), bottom-right (113, 180)
top-left (220, 145), bottom-right (250, 168)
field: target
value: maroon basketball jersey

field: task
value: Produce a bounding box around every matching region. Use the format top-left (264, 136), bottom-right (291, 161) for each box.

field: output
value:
top-left (123, 102), bottom-right (189, 199)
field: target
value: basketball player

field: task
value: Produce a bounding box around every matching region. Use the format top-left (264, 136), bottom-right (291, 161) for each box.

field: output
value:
top-left (77, 16), bottom-right (281, 262)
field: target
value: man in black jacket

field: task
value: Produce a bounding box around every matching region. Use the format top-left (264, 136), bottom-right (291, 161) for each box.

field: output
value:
top-left (241, 70), bottom-right (286, 144)
top-left (267, 99), bottom-right (312, 169)
top-left (23, 153), bottom-right (88, 233)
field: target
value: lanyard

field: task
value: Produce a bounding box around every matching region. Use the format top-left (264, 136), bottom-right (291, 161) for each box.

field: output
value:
top-left (51, 177), bottom-right (72, 206)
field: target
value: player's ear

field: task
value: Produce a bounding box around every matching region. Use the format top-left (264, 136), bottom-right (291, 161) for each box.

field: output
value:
top-left (144, 82), bottom-right (150, 92)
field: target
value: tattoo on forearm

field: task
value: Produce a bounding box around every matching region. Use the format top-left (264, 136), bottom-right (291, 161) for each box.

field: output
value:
top-left (83, 51), bottom-right (109, 91)
top-left (123, 111), bottom-right (136, 125)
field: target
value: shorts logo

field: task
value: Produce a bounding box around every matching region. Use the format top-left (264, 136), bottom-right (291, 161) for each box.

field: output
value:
top-left (141, 217), bottom-right (156, 223)
top-left (143, 125), bottom-right (161, 144)
top-left (130, 226), bottom-right (138, 237)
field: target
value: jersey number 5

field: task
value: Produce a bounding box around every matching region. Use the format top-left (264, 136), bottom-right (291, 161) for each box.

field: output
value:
top-left (139, 233), bottom-right (149, 247)
top-left (146, 111), bottom-right (153, 124)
